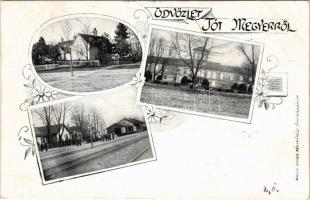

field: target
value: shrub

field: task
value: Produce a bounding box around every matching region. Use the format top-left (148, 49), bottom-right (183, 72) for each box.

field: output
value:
top-left (247, 84), bottom-right (253, 94)
top-left (238, 83), bottom-right (247, 93)
top-left (144, 71), bottom-right (152, 82)
top-left (201, 79), bottom-right (209, 90)
top-left (180, 76), bottom-right (189, 85)
top-left (231, 83), bottom-right (239, 91)
top-left (156, 75), bottom-right (163, 81)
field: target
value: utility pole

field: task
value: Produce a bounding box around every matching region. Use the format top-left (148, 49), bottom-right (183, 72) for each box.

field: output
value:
top-left (87, 115), bottom-right (93, 149)
top-left (90, 127), bottom-right (93, 148)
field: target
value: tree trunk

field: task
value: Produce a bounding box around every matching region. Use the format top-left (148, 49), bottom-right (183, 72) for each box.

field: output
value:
top-left (192, 75), bottom-right (196, 91)
top-left (47, 127), bottom-right (51, 145)
top-left (153, 64), bottom-right (156, 81)
top-left (69, 48), bottom-right (73, 76)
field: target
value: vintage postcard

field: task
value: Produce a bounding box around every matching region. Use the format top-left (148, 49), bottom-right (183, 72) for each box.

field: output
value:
top-left (1, 1), bottom-right (309, 199)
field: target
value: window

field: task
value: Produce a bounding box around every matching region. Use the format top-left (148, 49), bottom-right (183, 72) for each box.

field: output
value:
top-left (207, 71), bottom-right (212, 78)
top-left (211, 81), bottom-right (216, 87)
top-left (195, 52), bottom-right (201, 60)
top-left (121, 127), bottom-right (126, 133)
top-left (197, 70), bottom-right (205, 78)
top-left (220, 73), bottom-right (223, 80)
top-left (239, 75), bottom-right (244, 81)
top-left (201, 70), bottom-right (205, 77)
top-left (212, 72), bottom-right (217, 79)
top-left (230, 74), bottom-right (234, 81)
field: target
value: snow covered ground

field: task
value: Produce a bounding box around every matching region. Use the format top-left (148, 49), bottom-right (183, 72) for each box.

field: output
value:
top-left (37, 63), bottom-right (140, 92)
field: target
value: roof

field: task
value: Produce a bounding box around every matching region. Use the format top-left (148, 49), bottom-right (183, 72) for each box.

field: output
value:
top-left (34, 124), bottom-right (71, 137)
top-left (78, 34), bottom-right (110, 46)
top-left (58, 40), bottom-right (74, 52)
top-left (107, 118), bottom-right (144, 130)
top-left (147, 56), bottom-right (250, 75)
top-left (58, 40), bottom-right (74, 47)
top-left (68, 126), bottom-right (87, 132)
top-left (122, 118), bottom-right (144, 125)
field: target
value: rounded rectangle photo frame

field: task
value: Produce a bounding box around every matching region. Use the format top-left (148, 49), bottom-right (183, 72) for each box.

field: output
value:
top-left (137, 24), bottom-right (264, 124)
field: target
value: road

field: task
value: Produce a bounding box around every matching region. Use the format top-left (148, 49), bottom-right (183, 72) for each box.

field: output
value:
top-left (40, 132), bottom-right (153, 181)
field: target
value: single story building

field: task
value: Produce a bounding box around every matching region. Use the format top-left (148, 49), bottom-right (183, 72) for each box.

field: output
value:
top-left (34, 124), bottom-right (72, 148)
top-left (107, 119), bottom-right (146, 137)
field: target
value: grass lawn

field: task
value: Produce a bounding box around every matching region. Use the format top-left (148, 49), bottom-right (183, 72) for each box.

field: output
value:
top-left (140, 83), bottom-right (253, 119)
top-left (37, 63), bottom-right (140, 92)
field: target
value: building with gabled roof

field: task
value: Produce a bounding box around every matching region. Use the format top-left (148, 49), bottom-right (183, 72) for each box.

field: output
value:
top-left (58, 28), bottom-right (112, 61)
top-left (34, 124), bottom-right (72, 148)
top-left (106, 119), bottom-right (146, 137)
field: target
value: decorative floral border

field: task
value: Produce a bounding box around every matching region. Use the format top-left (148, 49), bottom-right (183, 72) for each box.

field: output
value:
top-left (131, 72), bottom-right (145, 88)
top-left (19, 64), bottom-right (73, 158)
top-left (18, 126), bottom-right (36, 160)
top-left (133, 9), bottom-right (151, 43)
top-left (144, 105), bottom-right (168, 124)
top-left (254, 55), bottom-right (286, 110)
top-left (131, 73), bottom-right (168, 124)
top-left (20, 65), bottom-right (61, 110)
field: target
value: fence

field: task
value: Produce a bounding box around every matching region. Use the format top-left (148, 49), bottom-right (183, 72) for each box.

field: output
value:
top-left (142, 88), bottom-right (221, 113)
top-left (100, 58), bottom-right (133, 65)
top-left (57, 60), bottom-right (100, 67)
top-left (34, 64), bottom-right (59, 71)
top-left (35, 58), bottom-right (134, 71)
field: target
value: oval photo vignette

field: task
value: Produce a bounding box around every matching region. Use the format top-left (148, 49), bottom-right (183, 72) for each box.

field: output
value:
top-left (30, 15), bottom-right (143, 93)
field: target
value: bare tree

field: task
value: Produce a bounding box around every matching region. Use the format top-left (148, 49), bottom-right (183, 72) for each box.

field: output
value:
top-left (51, 103), bottom-right (67, 146)
top-left (172, 32), bottom-right (214, 90)
top-left (73, 21), bottom-right (93, 60)
top-left (71, 104), bottom-right (85, 134)
top-left (147, 38), bottom-right (166, 81)
top-left (158, 48), bottom-right (173, 78)
top-left (128, 29), bottom-right (142, 61)
top-left (34, 106), bottom-right (53, 144)
top-left (59, 21), bottom-right (74, 76)
top-left (85, 107), bottom-right (100, 148)
top-left (72, 19), bottom-right (100, 61)
top-left (238, 44), bottom-right (260, 85)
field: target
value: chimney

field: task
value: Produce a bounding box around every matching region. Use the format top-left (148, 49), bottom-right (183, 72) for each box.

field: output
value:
top-left (93, 28), bottom-right (97, 36)
top-left (61, 37), bottom-right (64, 42)
top-left (73, 34), bottom-right (77, 40)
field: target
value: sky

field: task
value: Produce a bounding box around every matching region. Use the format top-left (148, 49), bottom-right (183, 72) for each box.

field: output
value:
top-left (31, 86), bottom-right (145, 129)
top-left (34, 17), bottom-right (121, 44)
top-left (150, 28), bottom-right (261, 67)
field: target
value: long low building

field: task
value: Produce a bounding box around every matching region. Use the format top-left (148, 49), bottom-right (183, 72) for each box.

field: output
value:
top-left (146, 56), bottom-right (252, 90)
top-left (107, 119), bottom-right (147, 137)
